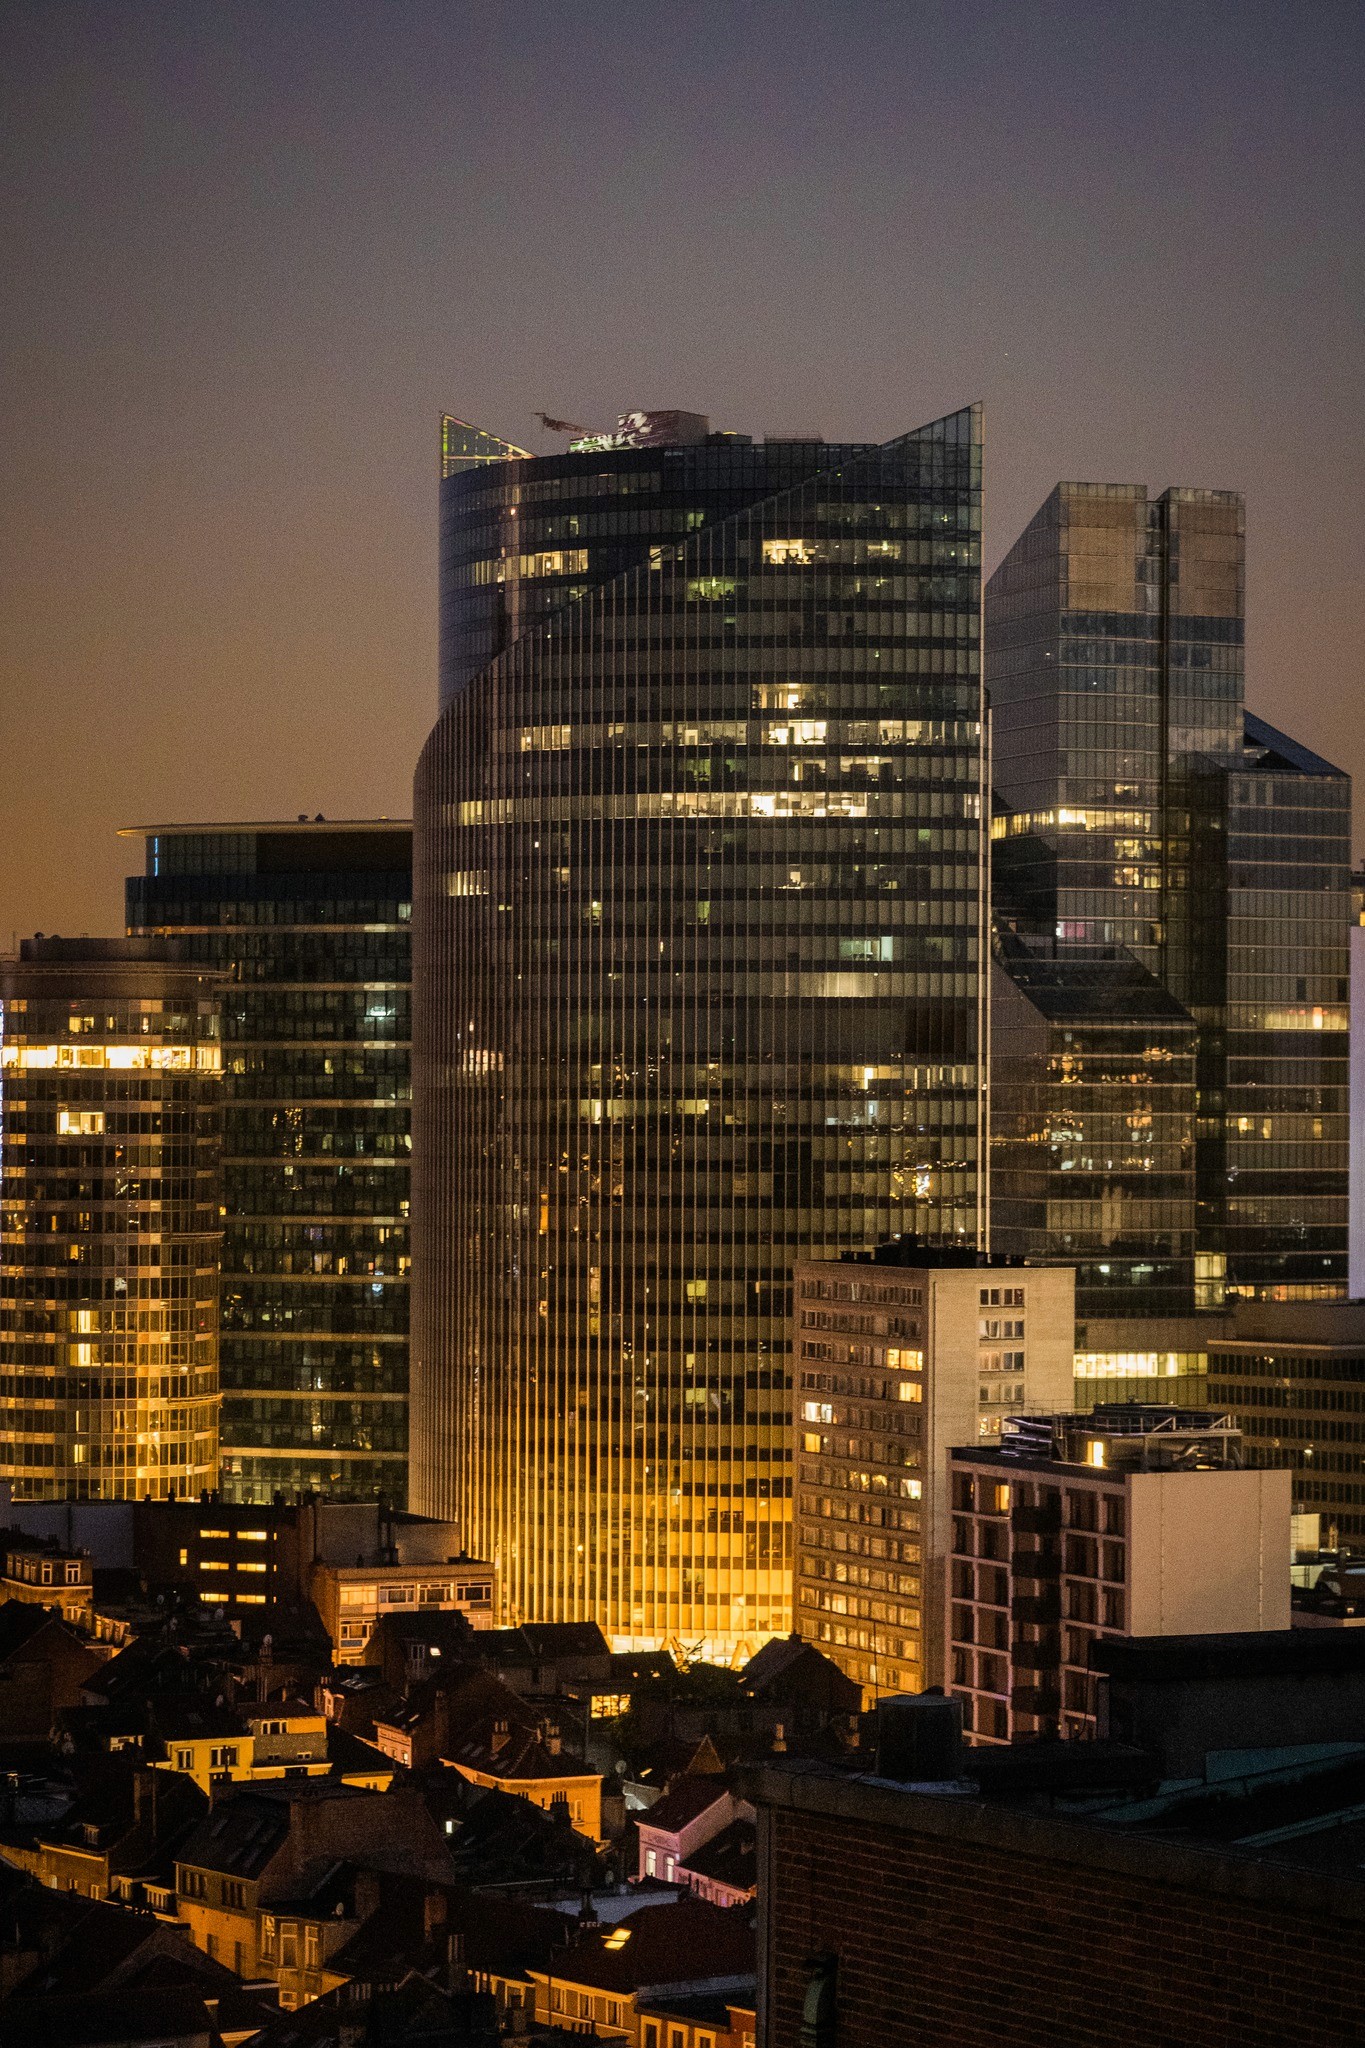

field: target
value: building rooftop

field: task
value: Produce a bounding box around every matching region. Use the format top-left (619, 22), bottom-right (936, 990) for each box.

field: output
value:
top-left (681, 1818), bottom-right (757, 1893)
top-left (531, 1896), bottom-right (754, 1996)
top-left (1243, 711), bottom-right (1347, 781)
top-left (741, 1751), bottom-right (1365, 1927)
top-left (1092, 1628), bottom-right (1365, 1686)
top-left (958, 1404), bottom-right (1244, 1472)
top-left (117, 818), bottom-right (411, 837)
top-left (636, 1774), bottom-right (730, 1837)
top-left (994, 932), bottom-right (1195, 1023)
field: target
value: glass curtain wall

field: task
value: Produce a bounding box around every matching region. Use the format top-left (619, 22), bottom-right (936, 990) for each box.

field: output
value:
top-left (988, 482), bottom-right (1349, 1311)
top-left (0, 939), bottom-right (222, 1499)
top-left (414, 408), bottom-right (986, 1657)
top-left (126, 824), bottom-right (412, 1502)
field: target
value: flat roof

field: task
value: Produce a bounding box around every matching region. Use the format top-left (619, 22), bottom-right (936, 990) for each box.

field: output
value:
top-left (117, 819), bottom-right (411, 837)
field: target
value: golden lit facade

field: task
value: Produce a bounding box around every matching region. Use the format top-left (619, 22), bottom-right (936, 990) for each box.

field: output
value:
top-left (413, 408), bottom-right (987, 1657)
top-left (0, 938), bottom-right (222, 1498)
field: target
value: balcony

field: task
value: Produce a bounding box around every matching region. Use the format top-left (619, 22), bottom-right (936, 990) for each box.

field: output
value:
top-left (1012, 1683), bottom-right (1062, 1719)
top-left (1011, 1504), bottom-right (1062, 1537)
top-left (1011, 1590), bottom-right (1062, 1625)
top-left (1010, 1635), bottom-right (1061, 1671)
top-left (1010, 1547), bottom-right (1061, 1581)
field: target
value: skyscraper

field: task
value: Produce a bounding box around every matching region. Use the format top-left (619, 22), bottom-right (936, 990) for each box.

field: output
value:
top-left (124, 821), bottom-right (412, 1503)
top-left (988, 484), bottom-right (1351, 1315)
top-left (0, 938), bottom-right (222, 1500)
top-left (413, 406), bottom-right (987, 1655)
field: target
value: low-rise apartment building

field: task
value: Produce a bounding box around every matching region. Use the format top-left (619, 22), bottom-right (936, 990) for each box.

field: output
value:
top-left (948, 1405), bottom-right (1291, 1741)
top-left (524, 1897), bottom-right (754, 2044)
top-left (153, 1697), bottom-right (331, 1794)
top-left (172, 1780), bottom-right (453, 2000)
top-left (1, 1532), bottom-right (94, 1627)
top-left (312, 1553), bottom-right (494, 1663)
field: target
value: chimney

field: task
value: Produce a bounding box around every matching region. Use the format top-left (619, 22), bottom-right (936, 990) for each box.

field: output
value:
top-left (433, 1689), bottom-right (449, 1759)
top-left (423, 1889), bottom-right (448, 1944)
top-left (445, 1924), bottom-right (467, 1994)
top-left (545, 1721), bottom-right (562, 1757)
top-left (771, 1721), bottom-right (787, 1754)
top-left (353, 1869), bottom-right (382, 1925)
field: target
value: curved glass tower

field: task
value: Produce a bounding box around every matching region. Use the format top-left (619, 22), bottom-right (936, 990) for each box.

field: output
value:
top-left (413, 407), bottom-right (986, 1655)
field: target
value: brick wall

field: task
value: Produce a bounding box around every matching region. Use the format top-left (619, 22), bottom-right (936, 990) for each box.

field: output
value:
top-left (764, 1806), bottom-right (1362, 2048)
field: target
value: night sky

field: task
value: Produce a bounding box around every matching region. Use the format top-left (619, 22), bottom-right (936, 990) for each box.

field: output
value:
top-left (3, 0), bottom-right (1361, 941)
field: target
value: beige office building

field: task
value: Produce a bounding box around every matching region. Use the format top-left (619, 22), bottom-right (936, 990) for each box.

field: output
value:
top-left (949, 1406), bottom-right (1290, 1742)
top-left (791, 1252), bottom-right (1076, 1697)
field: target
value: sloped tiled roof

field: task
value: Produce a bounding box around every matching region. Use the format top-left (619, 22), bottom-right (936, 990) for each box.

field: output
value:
top-left (681, 1819), bottom-right (757, 1894)
top-left (0, 1985), bottom-right (213, 2048)
top-left (636, 1775), bottom-right (728, 1838)
top-left (447, 1720), bottom-right (593, 1783)
top-left (0, 1599), bottom-right (71, 1662)
top-left (532, 1896), bottom-right (754, 1995)
top-left (174, 1788), bottom-right (293, 1879)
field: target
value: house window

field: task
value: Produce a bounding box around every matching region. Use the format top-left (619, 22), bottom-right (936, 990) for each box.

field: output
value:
top-left (644, 1848), bottom-right (657, 1876)
top-left (222, 1878), bottom-right (245, 1909)
top-left (642, 2026), bottom-right (660, 2048)
top-left (261, 1916), bottom-right (277, 1958)
top-left (304, 1924), bottom-right (319, 1965)
top-left (175, 1749), bottom-right (194, 1772)
top-left (209, 1746), bottom-right (239, 1772)
top-left (606, 2000), bottom-right (625, 2028)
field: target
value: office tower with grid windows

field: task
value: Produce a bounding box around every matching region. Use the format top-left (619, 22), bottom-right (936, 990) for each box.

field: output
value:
top-left (413, 405), bottom-right (988, 1656)
top-left (124, 821), bottom-right (412, 1503)
top-left (988, 484), bottom-right (1351, 1321)
top-left (791, 1249), bottom-right (1075, 1699)
top-left (0, 937), bottom-right (222, 1500)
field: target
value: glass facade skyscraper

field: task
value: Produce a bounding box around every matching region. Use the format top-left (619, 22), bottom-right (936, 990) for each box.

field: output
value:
top-left (990, 933), bottom-right (1199, 1317)
top-left (413, 406), bottom-right (987, 1656)
top-left (988, 484), bottom-right (1351, 1314)
top-left (125, 822), bottom-right (412, 1502)
top-left (0, 938), bottom-right (222, 1500)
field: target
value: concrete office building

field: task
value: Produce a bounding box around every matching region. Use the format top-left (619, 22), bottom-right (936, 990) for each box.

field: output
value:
top-left (413, 406), bottom-right (988, 1656)
top-left (0, 938), bottom-right (222, 1500)
top-left (948, 1405), bottom-right (1290, 1743)
top-left (790, 1250), bottom-right (1076, 1696)
top-left (124, 821), bottom-right (412, 1503)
